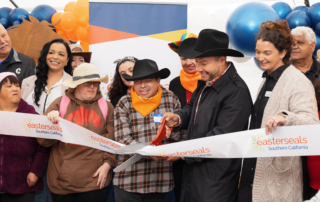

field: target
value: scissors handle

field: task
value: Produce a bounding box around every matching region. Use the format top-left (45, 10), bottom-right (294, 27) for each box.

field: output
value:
top-left (150, 119), bottom-right (173, 146)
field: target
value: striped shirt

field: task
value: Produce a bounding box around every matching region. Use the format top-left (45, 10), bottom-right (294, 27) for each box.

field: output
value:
top-left (113, 88), bottom-right (186, 193)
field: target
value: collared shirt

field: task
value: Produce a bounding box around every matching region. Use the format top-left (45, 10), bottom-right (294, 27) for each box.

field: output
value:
top-left (239, 64), bottom-right (289, 202)
top-left (26, 77), bottom-right (63, 114)
top-left (304, 57), bottom-right (319, 83)
top-left (0, 48), bottom-right (13, 73)
top-left (250, 64), bottom-right (289, 129)
top-left (113, 88), bottom-right (185, 193)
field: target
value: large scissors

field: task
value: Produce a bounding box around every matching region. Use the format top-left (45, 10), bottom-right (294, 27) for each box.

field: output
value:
top-left (114, 120), bottom-right (172, 172)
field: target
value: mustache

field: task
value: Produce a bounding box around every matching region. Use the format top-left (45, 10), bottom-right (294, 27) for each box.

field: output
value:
top-left (139, 87), bottom-right (151, 91)
top-left (0, 43), bottom-right (8, 49)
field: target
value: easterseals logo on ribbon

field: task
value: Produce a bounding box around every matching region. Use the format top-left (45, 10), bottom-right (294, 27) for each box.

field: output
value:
top-left (22, 117), bottom-right (63, 136)
top-left (158, 147), bottom-right (212, 157)
top-left (251, 134), bottom-right (308, 153)
top-left (87, 133), bottom-right (121, 152)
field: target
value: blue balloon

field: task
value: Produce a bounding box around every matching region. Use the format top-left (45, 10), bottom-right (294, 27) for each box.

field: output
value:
top-left (31, 5), bottom-right (57, 23)
top-left (254, 57), bottom-right (263, 71)
top-left (19, 15), bottom-right (27, 22)
top-left (0, 18), bottom-right (10, 29)
top-left (0, 7), bottom-right (12, 19)
top-left (13, 20), bottom-right (20, 26)
top-left (227, 2), bottom-right (280, 57)
top-left (271, 2), bottom-right (292, 19)
top-left (308, 3), bottom-right (320, 29)
top-left (293, 6), bottom-right (309, 13)
top-left (313, 32), bottom-right (320, 57)
top-left (315, 23), bottom-right (320, 35)
top-left (286, 10), bottom-right (311, 29)
top-left (8, 8), bottom-right (29, 24)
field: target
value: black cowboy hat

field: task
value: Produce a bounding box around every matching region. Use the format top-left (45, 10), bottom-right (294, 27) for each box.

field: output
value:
top-left (122, 59), bottom-right (170, 81)
top-left (178, 29), bottom-right (244, 59)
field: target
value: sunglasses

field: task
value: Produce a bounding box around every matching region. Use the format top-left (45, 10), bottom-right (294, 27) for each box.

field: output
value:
top-left (83, 82), bottom-right (100, 87)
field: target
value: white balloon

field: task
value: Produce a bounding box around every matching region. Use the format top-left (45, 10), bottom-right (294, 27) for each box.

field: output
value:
top-left (211, 8), bottom-right (233, 32)
top-left (228, 56), bottom-right (252, 63)
top-left (188, 7), bottom-right (212, 35)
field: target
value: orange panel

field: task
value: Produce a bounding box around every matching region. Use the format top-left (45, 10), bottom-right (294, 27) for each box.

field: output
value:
top-left (89, 25), bottom-right (141, 44)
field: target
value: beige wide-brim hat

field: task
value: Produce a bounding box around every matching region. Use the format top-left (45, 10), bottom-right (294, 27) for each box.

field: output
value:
top-left (63, 63), bottom-right (108, 88)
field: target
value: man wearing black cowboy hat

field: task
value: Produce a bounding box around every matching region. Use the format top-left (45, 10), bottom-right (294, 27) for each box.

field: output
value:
top-left (113, 59), bottom-right (185, 202)
top-left (162, 29), bottom-right (253, 202)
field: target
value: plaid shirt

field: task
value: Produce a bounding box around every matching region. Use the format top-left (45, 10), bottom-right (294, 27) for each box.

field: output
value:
top-left (113, 88), bottom-right (185, 193)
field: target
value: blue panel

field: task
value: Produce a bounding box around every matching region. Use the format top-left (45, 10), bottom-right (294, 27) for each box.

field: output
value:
top-left (89, 3), bottom-right (187, 36)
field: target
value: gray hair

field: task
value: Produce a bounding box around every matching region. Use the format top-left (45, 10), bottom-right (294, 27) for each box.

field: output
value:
top-left (291, 26), bottom-right (316, 44)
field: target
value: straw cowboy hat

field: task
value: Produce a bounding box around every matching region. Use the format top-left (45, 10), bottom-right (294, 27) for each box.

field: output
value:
top-left (69, 44), bottom-right (92, 63)
top-left (122, 59), bottom-right (170, 81)
top-left (179, 29), bottom-right (244, 59)
top-left (63, 63), bottom-right (108, 88)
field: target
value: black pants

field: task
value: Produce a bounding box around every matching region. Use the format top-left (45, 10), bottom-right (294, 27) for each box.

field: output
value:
top-left (114, 186), bottom-right (168, 202)
top-left (51, 187), bottom-right (107, 202)
top-left (309, 187), bottom-right (319, 199)
top-left (172, 160), bottom-right (184, 202)
top-left (0, 192), bottom-right (35, 202)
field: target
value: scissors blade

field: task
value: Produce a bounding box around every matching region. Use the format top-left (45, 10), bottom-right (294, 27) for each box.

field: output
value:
top-left (113, 154), bottom-right (143, 172)
top-left (116, 142), bottom-right (149, 154)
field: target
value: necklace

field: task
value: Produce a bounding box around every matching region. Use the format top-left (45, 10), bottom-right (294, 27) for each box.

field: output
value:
top-left (45, 90), bottom-right (51, 95)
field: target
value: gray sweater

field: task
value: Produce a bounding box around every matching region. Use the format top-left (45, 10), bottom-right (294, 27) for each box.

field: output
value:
top-left (252, 65), bottom-right (319, 202)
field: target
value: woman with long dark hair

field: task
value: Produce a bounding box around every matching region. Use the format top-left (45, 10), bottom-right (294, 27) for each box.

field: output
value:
top-left (21, 39), bottom-right (72, 113)
top-left (108, 56), bottom-right (138, 107)
top-left (21, 38), bottom-right (72, 202)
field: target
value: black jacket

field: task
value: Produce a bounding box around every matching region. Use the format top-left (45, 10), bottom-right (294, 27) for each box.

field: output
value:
top-left (175, 63), bottom-right (252, 202)
top-left (169, 76), bottom-right (187, 108)
top-left (4, 48), bottom-right (35, 83)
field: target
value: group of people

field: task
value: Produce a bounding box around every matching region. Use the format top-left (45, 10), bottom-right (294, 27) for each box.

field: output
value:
top-left (0, 19), bottom-right (320, 202)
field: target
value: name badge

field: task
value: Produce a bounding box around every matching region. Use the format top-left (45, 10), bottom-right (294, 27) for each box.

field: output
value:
top-left (265, 91), bottom-right (272, 97)
top-left (153, 114), bottom-right (163, 123)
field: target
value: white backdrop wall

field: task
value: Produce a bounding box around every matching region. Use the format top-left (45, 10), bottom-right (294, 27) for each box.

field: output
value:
top-left (88, 0), bottom-right (313, 100)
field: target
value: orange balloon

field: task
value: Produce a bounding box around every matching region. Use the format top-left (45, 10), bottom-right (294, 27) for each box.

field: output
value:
top-left (74, 0), bottom-right (89, 18)
top-left (57, 29), bottom-right (67, 38)
top-left (80, 41), bottom-right (89, 52)
top-left (79, 16), bottom-right (88, 27)
top-left (66, 31), bottom-right (78, 42)
top-left (76, 26), bottom-right (89, 42)
top-left (51, 12), bottom-right (62, 29)
top-left (64, 2), bottom-right (76, 12)
top-left (60, 11), bottom-right (79, 32)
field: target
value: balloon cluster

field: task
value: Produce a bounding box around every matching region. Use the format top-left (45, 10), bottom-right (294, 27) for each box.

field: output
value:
top-left (272, 2), bottom-right (320, 57)
top-left (227, 1), bottom-right (320, 66)
top-left (51, 0), bottom-right (89, 51)
top-left (227, 2), bottom-right (280, 57)
top-left (0, 5), bottom-right (57, 29)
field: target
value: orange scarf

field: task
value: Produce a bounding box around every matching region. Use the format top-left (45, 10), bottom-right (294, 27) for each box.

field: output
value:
top-left (180, 69), bottom-right (202, 92)
top-left (131, 87), bottom-right (163, 117)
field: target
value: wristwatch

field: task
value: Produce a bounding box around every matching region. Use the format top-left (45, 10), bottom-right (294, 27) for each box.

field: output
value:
top-left (279, 111), bottom-right (288, 120)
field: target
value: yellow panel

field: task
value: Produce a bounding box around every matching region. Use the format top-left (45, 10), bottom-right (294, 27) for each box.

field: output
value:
top-left (147, 29), bottom-right (187, 42)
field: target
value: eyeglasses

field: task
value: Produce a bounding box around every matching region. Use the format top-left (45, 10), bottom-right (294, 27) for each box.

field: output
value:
top-left (83, 82), bottom-right (100, 87)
